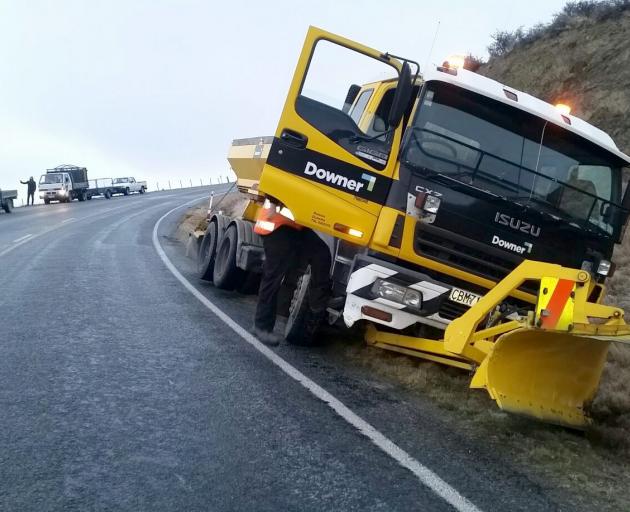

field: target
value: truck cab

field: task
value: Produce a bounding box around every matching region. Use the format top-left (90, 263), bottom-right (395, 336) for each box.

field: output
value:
top-left (39, 172), bottom-right (73, 203)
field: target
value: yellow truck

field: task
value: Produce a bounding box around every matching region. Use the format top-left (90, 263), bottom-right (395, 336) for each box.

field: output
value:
top-left (199, 26), bottom-right (630, 428)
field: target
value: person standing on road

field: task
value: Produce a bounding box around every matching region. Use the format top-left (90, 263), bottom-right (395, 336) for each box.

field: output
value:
top-left (20, 176), bottom-right (36, 206)
top-left (251, 198), bottom-right (331, 346)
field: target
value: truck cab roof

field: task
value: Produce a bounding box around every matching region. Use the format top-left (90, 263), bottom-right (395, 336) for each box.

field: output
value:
top-left (423, 66), bottom-right (630, 166)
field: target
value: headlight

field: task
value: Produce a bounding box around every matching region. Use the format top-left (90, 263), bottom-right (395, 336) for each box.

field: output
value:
top-left (423, 194), bottom-right (441, 213)
top-left (371, 279), bottom-right (423, 310)
top-left (596, 260), bottom-right (615, 277)
top-left (414, 192), bottom-right (441, 214)
top-left (402, 289), bottom-right (422, 307)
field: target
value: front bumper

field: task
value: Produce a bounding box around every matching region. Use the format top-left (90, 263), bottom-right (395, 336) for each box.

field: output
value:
top-left (40, 190), bottom-right (67, 200)
top-left (343, 255), bottom-right (480, 331)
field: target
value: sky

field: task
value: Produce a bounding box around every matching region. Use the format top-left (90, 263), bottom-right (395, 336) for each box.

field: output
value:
top-left (0, 0), bottom-right (569, 201)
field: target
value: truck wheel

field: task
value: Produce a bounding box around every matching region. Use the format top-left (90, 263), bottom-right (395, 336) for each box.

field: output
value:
top-left (44, 198), bottom-right (50, 205)
top-left (124, 187), bottom-right (130, 196)
top-left (140, 187), bottom-right (145, 194)
top-left (212, 224), bottom-right (245, 290)
top-left (284, 267), bottom-right (325, 346)
top-left (78, 191), bottom-right (87, 202)
top-left (198, 221), bottom-right (219, 281)
top-left (105, 190), bottom-right (112, 199)
top-left (3, 199), bottom-right (13, 213)
top-left (87, 195), bottom-right (92, 200)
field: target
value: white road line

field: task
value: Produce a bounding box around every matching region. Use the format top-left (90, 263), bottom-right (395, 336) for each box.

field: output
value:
top-left (12, 234), bottom-right (33, 243)
top-left (61, 217), bottom-right (76, 224)
top-left (152, 198), bottom-right (483, 512)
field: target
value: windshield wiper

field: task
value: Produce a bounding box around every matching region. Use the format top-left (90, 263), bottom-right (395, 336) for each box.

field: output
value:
top-left (506, 194), bottom-right (559, 210)
top-left (507, 195), bottom-right (613, 237)
top-left (350, 128), bottom-right (395, 144)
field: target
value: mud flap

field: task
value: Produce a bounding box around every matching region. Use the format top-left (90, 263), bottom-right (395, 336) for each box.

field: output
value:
top-left (478, 328), bottom-right (609, 428)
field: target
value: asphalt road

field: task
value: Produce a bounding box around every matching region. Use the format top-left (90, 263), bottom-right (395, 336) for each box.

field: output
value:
top-left (0, 187), bottom-right (579, 511)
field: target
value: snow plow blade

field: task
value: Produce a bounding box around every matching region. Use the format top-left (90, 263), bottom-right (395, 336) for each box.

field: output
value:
top-left (482, 329), bottom-right (609, 427)
top-left (439, 260), bottom-right (630, 428)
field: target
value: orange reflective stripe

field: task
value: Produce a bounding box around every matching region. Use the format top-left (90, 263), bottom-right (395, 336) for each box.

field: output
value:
top-left (539, 279), bottom-right (574, 329)
top-left (253, 204), bottom-right (300, 235)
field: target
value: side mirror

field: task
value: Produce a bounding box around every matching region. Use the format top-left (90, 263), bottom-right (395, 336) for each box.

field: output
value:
top-left (388, 61), bottom-right (413, 128)
top-left (342, 84), bottom-right (361, 113)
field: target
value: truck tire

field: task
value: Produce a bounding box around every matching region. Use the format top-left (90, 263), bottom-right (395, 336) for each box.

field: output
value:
top-left (87, 194), bottom-right (92, 200)
top-left (78, 191), bottom-right (87, 202)
top-left (198, 221), bottom-right (219, 281)
top-left (284, 267), bottom-right (325, 346)
top-left (124, 187), bottom-right (130, 196)
top-left (3, 199), bottom-right (13, 213)
top-left (44, 198), bottom-right (50, 205)
top-left (140, 186), bottom-right (145, 194)
top-left (212, 224), bottom-right (245, 290)
top-left (105, 190), bottom-right (112, 199)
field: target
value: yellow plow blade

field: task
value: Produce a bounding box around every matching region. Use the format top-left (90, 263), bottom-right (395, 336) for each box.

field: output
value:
top-left (481, 328), bottom-right (610, 428)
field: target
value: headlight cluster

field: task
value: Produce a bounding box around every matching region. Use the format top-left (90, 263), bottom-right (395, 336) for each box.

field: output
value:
top-left (414, 192), bottom-right (442, 224)
top-left (371, 279), bottom-right (422, 309)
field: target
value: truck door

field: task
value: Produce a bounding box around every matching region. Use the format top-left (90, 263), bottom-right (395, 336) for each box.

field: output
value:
top-left (259, 26), bottom-right (408, 245)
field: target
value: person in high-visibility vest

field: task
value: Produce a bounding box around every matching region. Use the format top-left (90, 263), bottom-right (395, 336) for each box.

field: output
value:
top-left (251, 198), bottom-right (330, 346)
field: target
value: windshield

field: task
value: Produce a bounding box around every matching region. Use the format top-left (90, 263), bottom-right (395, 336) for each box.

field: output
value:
top-left (114, 178), bottom-right (128, 183)
top-left (403, 82), bottom-right (627, 237)
top-left (40, 174), bottom-right (63, 184)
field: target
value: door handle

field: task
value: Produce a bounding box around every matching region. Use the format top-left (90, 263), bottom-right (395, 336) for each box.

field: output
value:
top-left (280, 129), bottom-right (308, 149)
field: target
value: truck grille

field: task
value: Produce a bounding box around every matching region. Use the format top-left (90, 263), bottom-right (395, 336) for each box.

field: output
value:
top-left (414, 223), bottom-right (537, 295)
top-left (438, 300), bottom-right (470, 321)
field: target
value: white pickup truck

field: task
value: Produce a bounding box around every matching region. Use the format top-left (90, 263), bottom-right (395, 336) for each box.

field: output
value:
top-left (111, 177), bottom-right (147, 196)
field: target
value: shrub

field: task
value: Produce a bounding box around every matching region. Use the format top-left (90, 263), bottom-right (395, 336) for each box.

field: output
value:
top-left (488, 0), bottom-right (630, 57)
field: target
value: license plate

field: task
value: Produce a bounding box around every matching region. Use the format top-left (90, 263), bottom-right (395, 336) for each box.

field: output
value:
top-left (448, 287), bottom-right (481, 307)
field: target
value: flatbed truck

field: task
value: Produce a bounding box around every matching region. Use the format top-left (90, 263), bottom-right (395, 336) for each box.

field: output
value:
top-left (0, 189), bottom-right (17, 213)
top-left (39, 165), bottom-right (89, 203)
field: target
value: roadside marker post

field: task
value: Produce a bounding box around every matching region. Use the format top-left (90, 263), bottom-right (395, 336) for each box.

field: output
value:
top-left (207, 191), bottom-right (215, 220)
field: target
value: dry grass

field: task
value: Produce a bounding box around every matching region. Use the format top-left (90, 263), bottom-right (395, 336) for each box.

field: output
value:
top-left (175, 193), bottom-right (247, 243)
top-left (588, 240), bottom-right (630, 455)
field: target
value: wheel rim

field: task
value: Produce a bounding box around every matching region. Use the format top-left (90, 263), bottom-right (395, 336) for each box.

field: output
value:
top-left (286, 268), bottom-right (311, 333)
